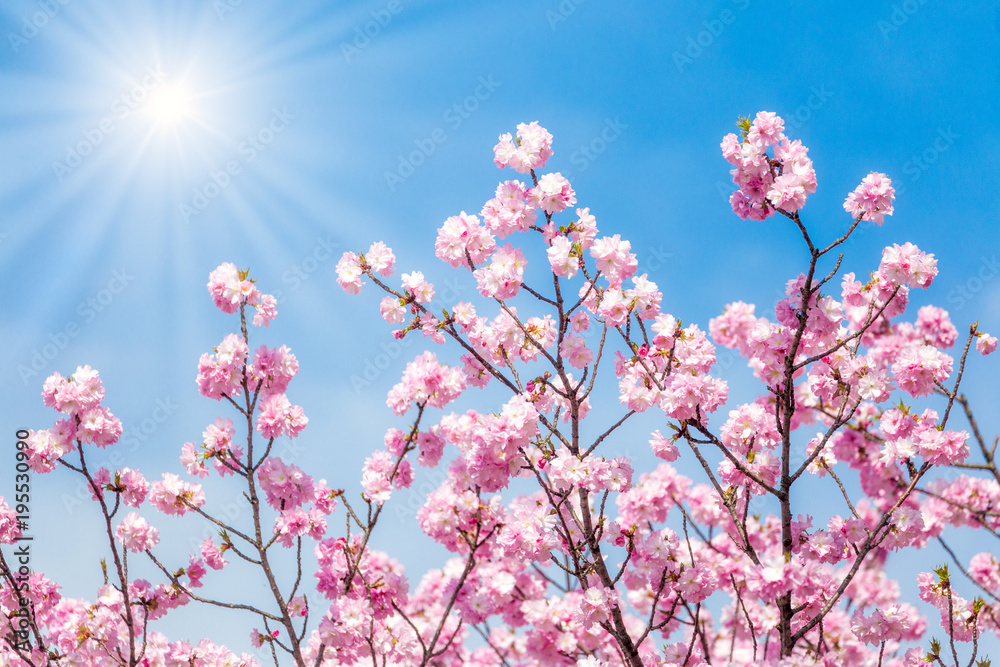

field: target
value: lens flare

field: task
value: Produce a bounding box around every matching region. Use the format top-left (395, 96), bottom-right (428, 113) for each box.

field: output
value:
top-left (147, 83), bottom-right (192, 124)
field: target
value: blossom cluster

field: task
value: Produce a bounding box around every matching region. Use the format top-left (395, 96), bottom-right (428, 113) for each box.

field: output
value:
top-left (386, 350), bottom-right (466, 415)
top-left (207, 261), bottom-right (278, 326)
top-left (27, 365), bottom-right (122, 471)
top-left (721, 111), bottom-right (817, 220)
top-left (4, 118), bottom-right (998, 667)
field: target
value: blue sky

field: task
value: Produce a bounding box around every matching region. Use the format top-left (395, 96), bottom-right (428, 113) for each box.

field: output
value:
top-left (2, 0), bottom-right (999, 661)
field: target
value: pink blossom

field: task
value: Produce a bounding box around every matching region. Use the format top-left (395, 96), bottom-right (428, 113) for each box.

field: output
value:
top-left (379, 296), bottom-right (406, 323)
top-left (41, 371), bottom-right (67, 410)
top-left (729, 189), bottom-right (754, 220)
top-left (747, 111), bottom-right (784, 147)
top-left (312, 479), bottom-right (340, 515)
top-left (570, 311), bottom-right (590, 332)
top-left (17, 117), bottom-right (1000, 667)
top-left (417, 428), bottom-right (445, 467)
top-left (255, 393), bottom-right (308, 439)
top-left (841, 271), bottom-right (866, 308)
top-left (473, 243), bottom-right (527, 299)
top-left (774, 136), bottom-right (817, 194)
top-left (87, 467), bottom-right (111, 502)
top-left (252, 293), bottom-right (277, 327)
top-left (649, 429), bottom-right (679, 462)
top-left (767, 173), bottom-right (808, 211)
top-left (257, 458), bottom-right (315, 510)
top-left (625, 273), bottom-right (661, 320)
top-left (451, 301), bottom-right (477, 330)
top-left (879, 242), bottom-right (937, 289)
top-left (149, 473), bottom-right (205, 516)
top-left (575, 585), bottom-right (617, 630)
top-left (597, 288), bottom-right (628, 326)
top-left (968, 552), bottom-right (1000, 593)
top-left (207, 262), bottom-right (253, 314)
top-left (274, 507), bottom-right (319, 547)
top-left (76, 405), bottom-right (122, 448)
top-left (493, 121), bottom-right (553, 174)
top-left (546, 235), bottom-right (577, 278)
top-left (915, 305), bottom-right (957, 348)
top-left (250, 344), bottom-right (299, 398)
top-left (366, 241), bottom-right (395, 277)
top-left (386, 351), bottom-right (466, 415)
top-left (914, 426), bottom-right (969, 466)
top-left (435, 211), bottom-right (496, 269)
top-left (850, 604), bottom-right (921, 645)
top-left (186, 556), bottom-right (207, 588)
top-left (589, 234), bottom-right (637, 286)
top-left (401, 270), bottom-right (435, 304)
top-left (844, 172), bottom-right (895, 225)
top-left (118, 468), bottom-right (149, 506)
top-left (25, 420), bottom-right (75, 472)
top-left (336, 251), bottom-right (364, 294)
top-left (492, 132), bottom-right (518, 169)
top-left (180, 441), bottom-right (208, 478)
top-left (361, 450), bottom-right (395, 505)
top-left (115, 512), bottom-right (159, 552)
top-left (559, 334), bottom-right (593, 369)
top-left (196, 333), bottom-right (249, 400)
top-left (461, 353), bottom-right (491, 389)
top-left (287, 595), bottom-right (308, 617)
top-left (977, 333), bottom-right (997, 355)
top-left (480, 180), bottom-right (537, 238)
top-left (651, 313), bottom-right (679, 350)
top-left (720, 132), bottom-right (741, 164)
top-left (0, 498), bottom-right (22, 543)
top-left (201, 538), bottom-right (229, 570)
top-left (528, 172), bottom-right (576, 214)
top-left (521, 315), bottom-right (557, 362)
top-left (569, 206), bottom-right (599, 249)
top-left (42, 365), bottom-right (105, 414)
top-left (892, 344), bottom-right (953, 397)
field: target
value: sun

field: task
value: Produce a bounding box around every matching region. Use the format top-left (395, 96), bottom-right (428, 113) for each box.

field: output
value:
top-left (147, 83), bottom-right (193, 125)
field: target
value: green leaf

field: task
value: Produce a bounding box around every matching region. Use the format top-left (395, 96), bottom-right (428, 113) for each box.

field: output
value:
top-left (736, 115), bottom-right (753, 140)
